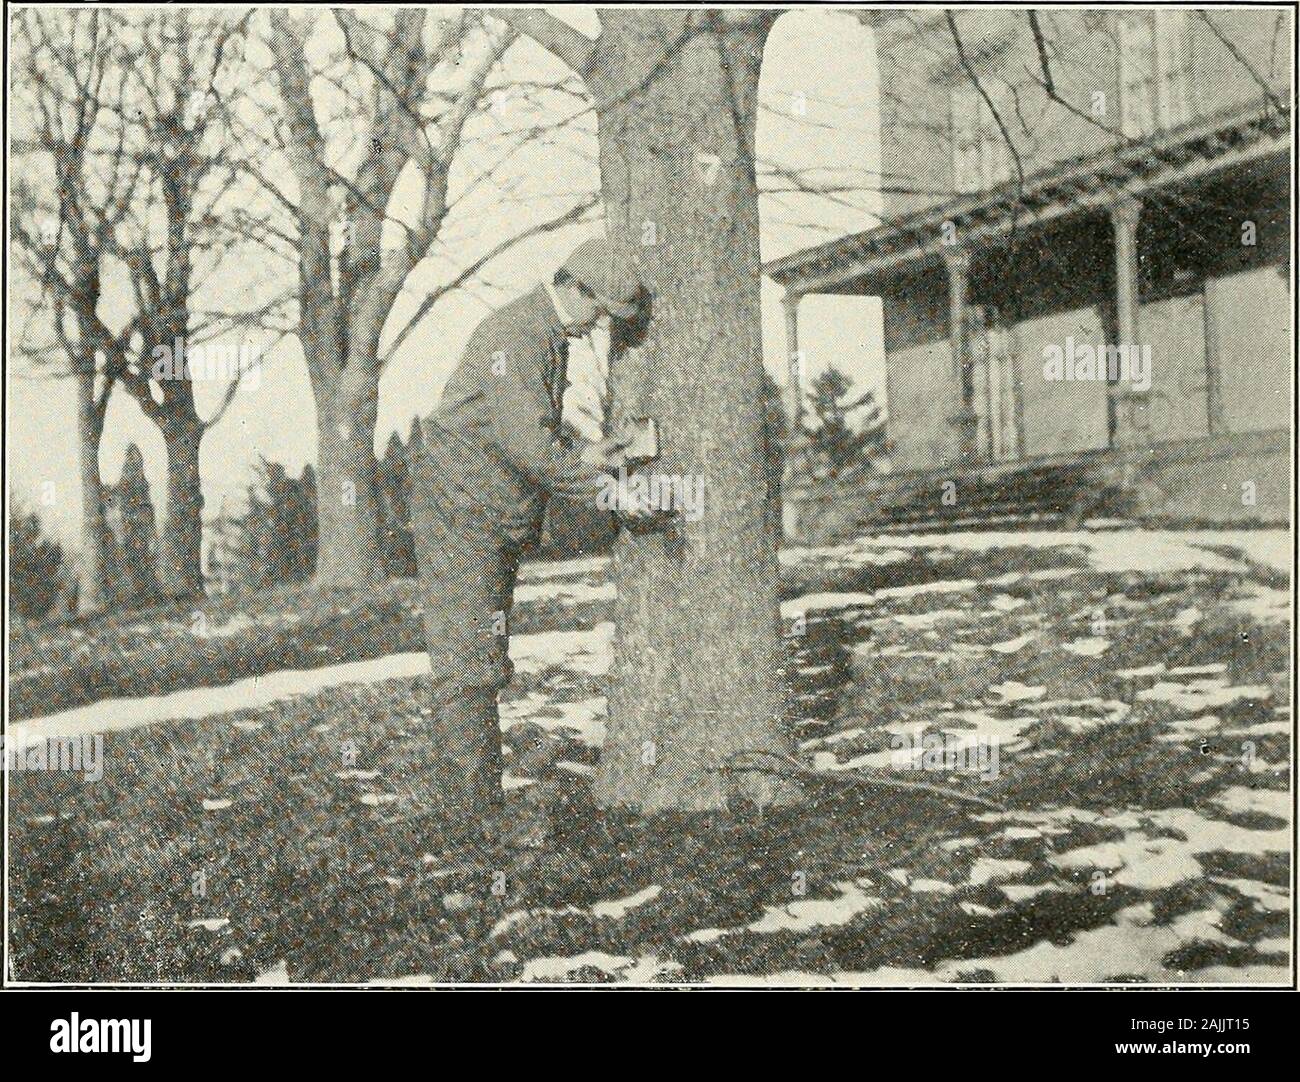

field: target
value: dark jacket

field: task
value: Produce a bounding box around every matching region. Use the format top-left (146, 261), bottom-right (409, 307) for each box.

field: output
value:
top-left (422, 285), bottom-right (606, 545)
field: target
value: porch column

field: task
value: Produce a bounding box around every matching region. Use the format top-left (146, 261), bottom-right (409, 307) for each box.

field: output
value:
top-left (781, 291), bottom-right (803, 429)
top-left (1109, 196), bottom-right (1146, 444)
top-left (942, 246), bottom-right (978, 462)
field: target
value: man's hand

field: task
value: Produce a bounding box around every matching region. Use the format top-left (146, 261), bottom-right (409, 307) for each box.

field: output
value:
top-left (579, 432), bottom-right (632, 470)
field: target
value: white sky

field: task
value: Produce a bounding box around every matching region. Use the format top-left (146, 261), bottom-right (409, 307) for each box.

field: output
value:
top-left (9, 7), bottom-right (882, 546)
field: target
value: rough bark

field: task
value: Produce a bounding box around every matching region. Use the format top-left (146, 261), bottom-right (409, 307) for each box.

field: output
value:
top-left (158, 415), bottom-right (205, 600)
top-left (586, 11), bottom-right (800, 812)
top-left (314, 367), bottom-right (383, 587)
top-left (74, 368), bottom-right (109, 614)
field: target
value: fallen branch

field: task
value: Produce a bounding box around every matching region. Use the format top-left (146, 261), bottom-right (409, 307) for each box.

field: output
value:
top-left (719, 749), bottom-right (1006, 812)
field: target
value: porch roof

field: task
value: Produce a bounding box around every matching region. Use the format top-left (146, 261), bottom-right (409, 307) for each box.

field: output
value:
top-left (764, 100), bottom-right (1290, 296)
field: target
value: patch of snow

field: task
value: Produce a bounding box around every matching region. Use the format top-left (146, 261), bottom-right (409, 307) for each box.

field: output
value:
top-left (1051, 807), bottom-right (1289, 891)
top-left (519, 952), bottom-right (677, 983)
top-left (704, 967), bottom-right (937, 987)
top-left (928, 903), bottom-right (1246, 983)
top-left (253, 960), bottom-right (290, 985)
top-left (968, 858), bottom-right (1033, 886)
top-left (787, 528), bottom-right (1287, 577)
top-left (518, 555), bottom-right (609, 582)
top-left (1223, 585), bottom-right (1291, 627)
top-left (14, 623), bottom-right (614, 740)
top-left (1116, 663), bottom-right (1166, 679)
top-left (989, 681), bottom-right (1046, 703)
top-left (779, 543), bottom-right (910, 569)
top-left (1000, 883), bottom-right (1066, 903)
top-left (1061, 638), bottom-right (1110, 657)
top-left (990, 634), bottom-right (1036, 654)
top-left (990, 595), bottom-right (1029, 612)
top-left (591, 885), bottom-right (663, 920)
top-left (501, 695), bottom-right (607, 747)
top-left (890, 608), bottom-right (968, 629)
top-left (187, 917), bottom-right (230, 931)
top-left (556, 761), bottom-right (594, 777)
top-left (748, 880), bottom-right (880, 934)
top-left (1209, 878), bottom-right (1288, 912)
top-left (1168, 663), bottom-right (1229, 678)
top-left (1157, 715), bottom-right (1222, 743)
top-left (782, 578), bottom-right (987, 620)
top-left (1213, 786), bottom-right (1287, 820)
top-left (1136, 679), bottom-right (1270, 713)
top-left (203, 614), bottom-right (256, 638)
top-left (511, 623), bottom-right (614, 676)
top-left (489, 906), bottom-right (584, 940)
top-left (782, 592), bottom-right (882, 619)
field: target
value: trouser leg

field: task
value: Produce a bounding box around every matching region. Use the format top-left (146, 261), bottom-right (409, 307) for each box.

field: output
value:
top-left (411, 452), bottom-right (520, 818)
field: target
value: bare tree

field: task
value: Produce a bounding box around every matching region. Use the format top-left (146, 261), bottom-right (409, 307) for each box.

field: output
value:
top-left (12, 8), bottom-right (277, 604)
top-left (264, 9), bottom-right (595, 587)
top-left (12, 9), bottom-right (141, 613)
top-left (108, 9), bottom-right (274, 600)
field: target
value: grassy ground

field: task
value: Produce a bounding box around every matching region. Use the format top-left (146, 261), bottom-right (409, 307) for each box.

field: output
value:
top-left (9, 543), bottom-right (1067, 721)
top-left (9, 532), bottom-right (1291, 984)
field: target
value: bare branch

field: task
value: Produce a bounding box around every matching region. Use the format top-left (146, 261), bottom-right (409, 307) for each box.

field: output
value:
top-left (486, 8), bottom-right (598, 75)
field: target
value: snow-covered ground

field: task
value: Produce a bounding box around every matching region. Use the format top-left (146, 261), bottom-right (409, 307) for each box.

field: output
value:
top-left (11, 527), bottom-right (1292, 986)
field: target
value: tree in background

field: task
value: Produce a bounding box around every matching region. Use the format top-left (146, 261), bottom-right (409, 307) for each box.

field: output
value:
top-left (11, 10), bottom-right (139, 615)
top-left (9, 502), bottom-right (66, 623)
top-left (801, 366), bottom-right (886, 479)
top-left (231, 460), bottom-right (319, 593)
top-left (103, 443), bottom-right (163, 608)
top-left (266, 9), bottom-right (596, 588)
top-left (376, 429), bottom-right (418, 579)
top-left (11, 9), bottom-right (280, 605)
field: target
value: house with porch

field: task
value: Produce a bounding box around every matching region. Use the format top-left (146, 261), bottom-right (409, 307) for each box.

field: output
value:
top-left (767, 8), bottom-right (1292, 538)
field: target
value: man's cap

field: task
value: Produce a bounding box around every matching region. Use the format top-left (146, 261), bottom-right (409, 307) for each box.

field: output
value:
top-left (562, 237), bottom-right (641, 320)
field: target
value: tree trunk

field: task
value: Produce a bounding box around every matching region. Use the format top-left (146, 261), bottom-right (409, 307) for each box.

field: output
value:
top-left (74, 369), bottom-right (109, 614)
top-left (158, 416), bottom-right (205, 601)
top-left (314, 366), bottom-right (383, 588)
top-left (590, 12), bottom-right (800, 812)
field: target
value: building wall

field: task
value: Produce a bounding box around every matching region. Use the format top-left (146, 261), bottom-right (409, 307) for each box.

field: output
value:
top-left (885, 338), bottom-right (956, 468)
top-left (875, 8), bottom-right (1292, 220)
top-left (870, 149), bottom-right (1289, 469)
top-left (1207, 264), bottom-right (1293, 433)
top-left (1012, 306), bottom-right (1112, 455)
top-left (880, 263), bottom-right (959, 468)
